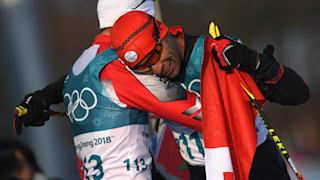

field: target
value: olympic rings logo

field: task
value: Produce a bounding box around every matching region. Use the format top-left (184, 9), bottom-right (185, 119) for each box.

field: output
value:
top-left (181, 79), bottom-right (200, 97)
top-left (64, 87), bottom-right (97, 122)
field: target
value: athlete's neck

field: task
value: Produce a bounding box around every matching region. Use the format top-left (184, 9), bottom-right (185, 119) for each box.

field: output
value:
top-left (101, 27), bottom-right (111, 35)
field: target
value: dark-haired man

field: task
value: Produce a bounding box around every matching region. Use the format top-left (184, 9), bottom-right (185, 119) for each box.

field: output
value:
top-left (109, 11), bottom-right (309, 179)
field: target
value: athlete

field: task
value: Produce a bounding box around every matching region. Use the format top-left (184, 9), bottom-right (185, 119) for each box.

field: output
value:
top-left (14, 5), bottom-right (309, 180)
top-left (109, 11), bottom-right (310, 179)
top-left (14, 0), bottom-right (203, 179)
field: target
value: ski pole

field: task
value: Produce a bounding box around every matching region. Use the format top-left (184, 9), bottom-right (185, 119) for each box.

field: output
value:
top-left (240, 83), bottom-right (304, 180)
top-left (15, 106), bottom-right (66, 117)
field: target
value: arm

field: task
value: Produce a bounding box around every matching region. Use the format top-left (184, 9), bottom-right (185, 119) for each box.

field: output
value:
top-left (253, 45), bottom-right (310, 105)
top-left (36, 75), bottom-right (66, 105)
top-left (100, 60), bottom-right (202, 131)
top-left (216, 39), bottom-right (310, 105)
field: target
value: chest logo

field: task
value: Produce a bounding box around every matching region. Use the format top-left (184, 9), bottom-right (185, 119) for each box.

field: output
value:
top-left (181, 79), bottom-right (201, 97)
top-left (64, 87), bottom-right (97, 122)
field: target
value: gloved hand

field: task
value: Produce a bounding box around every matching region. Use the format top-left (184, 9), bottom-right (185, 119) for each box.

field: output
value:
top-left (262, 44), bottom-right (274, 57)
top-left (212, 36), bottom-right (259, 72)
top-left (254, 44), bottom-right (281, 81)
top-left (14, 91), bottom-right (51, 135)
top-left (13, 75), bottom-right (66, 135)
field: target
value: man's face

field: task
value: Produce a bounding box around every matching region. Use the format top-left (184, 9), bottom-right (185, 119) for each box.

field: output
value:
top-left (132, 34), bottom-right (182, 79)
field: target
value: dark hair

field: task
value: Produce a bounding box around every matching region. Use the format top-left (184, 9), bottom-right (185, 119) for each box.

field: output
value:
top-left (0, 149), bottom-right (23, 179)
top-left (0, 137), bottom-right (42, 174)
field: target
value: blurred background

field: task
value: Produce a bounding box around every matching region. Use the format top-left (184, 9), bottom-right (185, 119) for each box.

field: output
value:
top-left (0, 0), bottom-right (319, 179)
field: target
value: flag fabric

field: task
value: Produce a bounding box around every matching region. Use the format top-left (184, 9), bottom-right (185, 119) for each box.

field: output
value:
top-left (200, 38), bottom-right (265, 180)
top-left (154, 123), bottom-right (190, 180)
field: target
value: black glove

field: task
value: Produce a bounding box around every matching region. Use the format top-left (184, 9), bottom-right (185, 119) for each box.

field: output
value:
top-left (211, 36), bottom-right (258, 72)
top-left (223, 42), bottom-right (259, 72)
top-left (13, 75), bottom-right (66, 135)
top-left (14, 91), bottom-right (51, 135)
top-left (254, 44), bottom-right (281, 81)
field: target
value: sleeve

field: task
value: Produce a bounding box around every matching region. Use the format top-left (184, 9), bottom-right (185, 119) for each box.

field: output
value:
top-left (100, 60), bottom-right (202, 131)
top-left (39, 74), bottom-right (67, 105)
top-left (255, 63), bottom-right (310, 105)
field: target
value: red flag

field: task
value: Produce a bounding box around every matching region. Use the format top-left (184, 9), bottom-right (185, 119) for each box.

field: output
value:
top-left (200, 38), bottom-right (265, 180)
top-left (154, 124), bottom-right (190, 180)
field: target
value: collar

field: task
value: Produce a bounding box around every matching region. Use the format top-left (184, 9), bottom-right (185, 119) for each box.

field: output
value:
top-left (93, 34), bottom-right (111, 45)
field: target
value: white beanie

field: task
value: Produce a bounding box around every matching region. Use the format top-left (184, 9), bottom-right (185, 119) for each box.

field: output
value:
top-left (97, 0), bottom-right (156, 29)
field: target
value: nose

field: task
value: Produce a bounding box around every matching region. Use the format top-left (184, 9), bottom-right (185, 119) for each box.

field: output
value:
top-left (150, 62), bottom-right (162, 75)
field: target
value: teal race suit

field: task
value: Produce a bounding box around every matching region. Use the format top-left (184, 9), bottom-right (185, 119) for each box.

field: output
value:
top-left (62, 34), bottom-right (203, 179)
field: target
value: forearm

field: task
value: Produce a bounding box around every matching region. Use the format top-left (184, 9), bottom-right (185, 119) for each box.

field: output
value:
top-left (39, 74), bottom-right (67, 105)
top-left (214, 40), bottom-right (310, 105)
top-left (255, 64), bottom-right (310, 105)
top-left (100, 62), bottom-right (202, 131)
